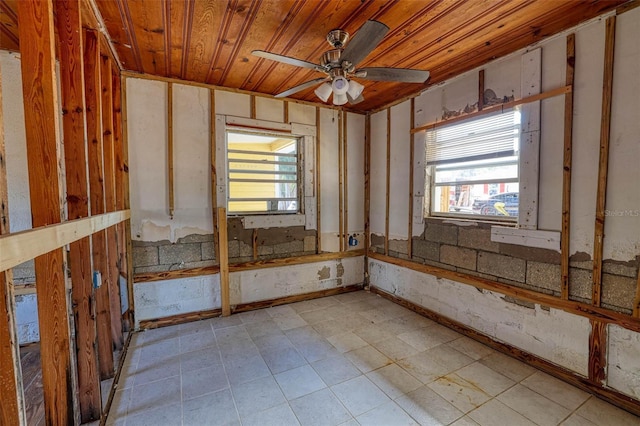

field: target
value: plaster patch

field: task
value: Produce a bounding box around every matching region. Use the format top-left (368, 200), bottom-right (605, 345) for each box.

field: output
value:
top-left (317, 266), bottom-right (331, 280)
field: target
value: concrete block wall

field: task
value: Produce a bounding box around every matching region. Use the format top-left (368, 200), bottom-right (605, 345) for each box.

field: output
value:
top-left (132, 234), bottom-right (216, 275)
top-left (373, 220), bottom-right (637, 315)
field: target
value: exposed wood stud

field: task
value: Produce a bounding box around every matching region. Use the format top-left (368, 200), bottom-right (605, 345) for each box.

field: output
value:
top-left (83, 28), bottom-right (115, 379)
top-left (478, 69), bottom-right (485, 111)
top-left (369, 252), bottom-right (640, 333)
top-left (252, 229), bottom-right (258, 260)
top-left (315, 106), bottom-right (321, 253)
top-left (167, 82), bottom-right (175, 219)
top-left (121, 76), bottom-right (135, 324)
top-left (210, 90), bottom-right (219, 264)
top-left (592, 16), bottom-right (616, 307)
top-left (217, 207), bottom-right (230, 316)
top-left (343, 111), bottom-right (349, 251)
top-left (284, 100), bottom-right (289, 123)
top-left (408, 98), bottom-right (415, 258)
top-left (589, 319), bottom-right (607, 384)
top-left (56, 0), bottom-right (101, 420)
top-left (634, 266), bottom-right (640, 317)
top-left (250, 94), bottom-right (256, 119)
top-left (561, 33), bottom-right (576, 301)
top-left (338, 111), bottom-right (344, 252)
top-left (385, 108), bottom-right (391, 256)
top-left (364, 113), bottom-right (371, 284)
top-left (101, 53), bottom-right (124, 350)
top-left (17, 0), bottom-right (77, 421)
top-left (0, 56), bottom-right (26, 426)
top-left (412, 85), bottom-right (572, 134)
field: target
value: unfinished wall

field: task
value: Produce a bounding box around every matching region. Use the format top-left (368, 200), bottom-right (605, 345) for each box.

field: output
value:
top-left (368, 8), bottom-right (640, 402)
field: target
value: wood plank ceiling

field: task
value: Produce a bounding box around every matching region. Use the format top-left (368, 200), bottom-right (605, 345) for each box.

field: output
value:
top-left (0, 0), bottom-right (627, 112)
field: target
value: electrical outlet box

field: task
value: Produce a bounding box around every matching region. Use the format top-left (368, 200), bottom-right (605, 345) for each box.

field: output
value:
top-left (92, 271), bottom-right (102, 289)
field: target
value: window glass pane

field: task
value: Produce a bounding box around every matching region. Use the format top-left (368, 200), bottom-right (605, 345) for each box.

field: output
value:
top-left (435, 156), bottom-right (518, 184)
top-left (432, 183), bottom-right (519, 219)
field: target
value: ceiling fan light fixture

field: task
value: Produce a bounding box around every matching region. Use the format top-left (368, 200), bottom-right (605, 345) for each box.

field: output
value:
top-left (332, 76), bottom-right (349, 95)
top-left (314, 82), bottom-right (332, 102)
top-left (332, 92), bottom-right (348, 106)
top-left (347, 79), bottom-right (364, 100)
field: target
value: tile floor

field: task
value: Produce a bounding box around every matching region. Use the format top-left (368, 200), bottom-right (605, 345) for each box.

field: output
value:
top-left (106, 290), bottom-right (640, 426)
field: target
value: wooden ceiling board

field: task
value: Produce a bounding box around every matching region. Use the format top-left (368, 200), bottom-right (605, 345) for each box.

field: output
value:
top-left (1, 0), bottom-right (628, 112)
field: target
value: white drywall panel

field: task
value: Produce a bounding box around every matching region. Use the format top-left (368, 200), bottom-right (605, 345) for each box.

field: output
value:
top-left (541, 35), bottom-right (565, 92)
top-left (442, 72), bottom-right (478, 114)
top-left (255, 96), bottom-right (284, 123)
top-left (414, 88), bottom-right (441, 128)
top-left (127, 78), bottom-right (170, 241)
top-left (538, 96), bottom-right (563, 231)
top-left (288, 102), bottom-right (316, 125)
top-left (389, 101), bottom-right (411, 240)
top-left (602, 7), bottom-right (640, 261)
top-left (1, 51), bottom-right (31, 233)
top-left (134, 274), bottom-right (221, 326)
top-left (484, 53), bottom-right (521, 100)
top-left (369, 110), bottom-right (387, 238)
top-left (15, 294), bottom-right (39, 344)
top-left (369, 259), bottom-right (590, 376)
top-left (569, 18), bottom-right (605, 257)
top-left (172, 84), bottom-right (213, 240)
top-left (230, 256), bottom-right (364, 305)
top-left (607, 324), bottom-right (640, 400)
top-left (319, 108), bottom-right (340, 251)
top-left (214, 90), bottom-right (250, 117)
top-left (347, 113), bottom-right (365, 238)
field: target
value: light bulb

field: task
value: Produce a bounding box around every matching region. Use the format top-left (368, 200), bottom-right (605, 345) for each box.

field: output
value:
top-left (314, 82), bottom-right (332, 102)
top-left (332, 76), bottom-right (349, 95)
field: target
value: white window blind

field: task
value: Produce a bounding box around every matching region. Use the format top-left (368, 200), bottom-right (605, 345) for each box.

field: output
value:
top-left (426, 110), bottom-right (520, 166)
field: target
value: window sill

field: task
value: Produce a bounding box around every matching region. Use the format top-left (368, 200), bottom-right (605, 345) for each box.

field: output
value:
top-left (241, 214), bottom-right (306, 229)
top-left (490, 226), bottom-right (560, 251)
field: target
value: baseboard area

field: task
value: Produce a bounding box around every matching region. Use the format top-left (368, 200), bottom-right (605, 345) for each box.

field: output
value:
top-left (370, 286), bottom-right (640, 417)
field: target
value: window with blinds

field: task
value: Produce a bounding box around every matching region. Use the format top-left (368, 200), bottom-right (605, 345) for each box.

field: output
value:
top-left (227, 131), bottom-right (301, 214)
top-left (426, 109), bottom-right (521, 220)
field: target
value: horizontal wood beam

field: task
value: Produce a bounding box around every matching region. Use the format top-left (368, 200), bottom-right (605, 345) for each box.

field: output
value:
top-left (133, 250), bottom-right (366, 284)
top-left (411, 84), bottom-right (572, 134)
top-left (369, 252), bottom-right (640, 334)
top-left (0, 210), bottom-right (130, 272)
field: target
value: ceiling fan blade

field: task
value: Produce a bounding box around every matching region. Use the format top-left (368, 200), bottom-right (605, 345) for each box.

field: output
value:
top-left (347, 93), bottom-right (365, 105)
top-left (275, 78), bottom-right (327, 98)
top-left (340, 20), bottom-right (389, 68)
top-left (252, 50), bottom-right (319, 70)
top-left (358, 67), bottom-right (430, 83)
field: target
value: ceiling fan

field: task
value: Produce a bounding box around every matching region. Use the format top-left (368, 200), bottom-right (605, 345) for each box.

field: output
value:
top-left (252, 20), bottom-right (430, 106)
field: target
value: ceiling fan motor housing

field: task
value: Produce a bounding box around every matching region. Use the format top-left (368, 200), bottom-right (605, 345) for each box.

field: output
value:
top-left (326, 29), bottom-right (349, 48)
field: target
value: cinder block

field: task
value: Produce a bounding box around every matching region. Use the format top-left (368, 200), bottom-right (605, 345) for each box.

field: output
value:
top-left (526, 261), bottom-right (561, 293)
top-left (133, 245), bottom-right (159, 267)
top-left (602, 273), bottom-right (636, 313)
top-left (274, 240), bottom-right (304, 254)
top-left (134, 265), bottom-right (169, 274)
top-left (413, 239), bottom-right (439, 261)
top-left (158, 243), bottom-right (201, 265)
top-left (201, 241), bottom-right (215, 261)
top-left (602, 260), bottom-right (637, 278)
top-left (370, 233), bottom-right (385, 247)
top-left (239, 241), bottom-right (253, 257)
top-left (178, 233), bottom-right (214, 244)
top-left (499, 243), bottom-right (560, 264)
top-left (424, 221), bottom-right (457, 245)
top-left (440, 245), bottom-right (477, 270)
top-left (228, 240), bottom-right (240, 258)
top-left (389, 239), bottom-right (409, 255)
top-left (477, 252), bottom-right (526, 282)
top-left (304, 236), bottom-right (316, 252)
top-left (458, 226), bottom-right (499, 253)
top-left (569, 267), bottom-right (592, 302)
top-left (258, 245), bottom-right (274, 255)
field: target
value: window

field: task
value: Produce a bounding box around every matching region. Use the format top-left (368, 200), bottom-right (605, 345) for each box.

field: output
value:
top-left (427, 110), bottom-right (521, 221)
top-left (227, 131), bottom-right (301, 214)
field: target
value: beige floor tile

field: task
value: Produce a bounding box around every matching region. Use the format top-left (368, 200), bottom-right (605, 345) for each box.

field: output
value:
top-left (560, 413), bottom-right (598, 426)
top-left (378, 316), bottom-right (424, 335)
top-left (260, 345), bottom-right (307, 374)
top-left (311, 355), bottom-right (361, 386)
top-left (356, 401), bottom-right (419, 425)
top-left (126, 402), bottom-right (182, 426)
top-left (398, 327), bottom-right (456, 352)
top-left (210, 315), bottom-right (243, 330)
top-left (275, 364), bottom-right (327, 400)
top-left (478, 352), bottom-right (536, 382)
top-left (313, 319), bottom-right (348, 338)
top-left (181, 365), bottom-right (229, 401)
top-left (450, 416), bottom-right (480, 426)
top-left (345, 345), bottom-right (393, 373)
top-left (328, 332), bottom-right (369, 353)
top-left (468, 399), bottom-right (536, 426)
top-left (424, 344), bottom-right (475, 372)
top-left (454, 362), bottom-right (515, 397)
top-left (367, 364), bottom-right (422, 400)
top-left (183, 388), bottom-right (240, 425)
top-left (237, 309), bottom-right (272, 324)
top-left (224, 354), bottom-right (271, 385)
top-left (360, 307), bottom-right (397, 323)
top-left (231, 376), bottom-right (286, 418)
top-left (496, 384), bottom-right (570, 426)
top-left (446, 337), bottom-right (496, 360)
top-left (127, 376), bottom-right (181, 416)
top-left (179, 329), bottom-right (217, 353)
top-left (397, 351), bottom-right (450, 384)
top-left (428, 374), bottom-right (491, 413)
top-left (575, 396), bottom-right (640, 426)
top-left (266, 304), bottom-right (298, 318)
top-left (179, 346), bottom-right (222, 373)
top-left (353, 323), bottom-right (396, 344)
top-left (373, 336), bottom-right (420, 361)
top-left (396, 385), bottom-right (464, 425)
top-left (241, 403), bottom-right (300, 426)
top-left (300, 309), bottom-right (334, 324)
top-left (289, 388), bottom-right (352, 426)
top-left (273, 314), bottom-right (308, 331)
top-left (107, 388), bottom-right (131, 420)
top-left (521, 371), bottom-right (590, 410)
top-left (331, 376), bottom-right (391, 417)
top-left (245, 319), bottom-right (284, 339)
top-left (179, 318), bottom-right (214, 335)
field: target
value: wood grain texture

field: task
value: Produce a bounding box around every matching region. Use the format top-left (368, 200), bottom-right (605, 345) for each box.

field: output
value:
top-left (16, 0), bottom-right (76, 422)
top-left (252, 228), bottom-right (258, 260)
top-left (478, 69), bottom-right (485, 111)
top-left (56, 0), bottom-right (101, 421)
top-left (338, 110), bottom-right (344, 252)
top-left (101, 53), bottom-right (124, 349)
top-left (167, 82), bottom-right (174, 219)
top-left (592, 16), bottom-right (616, 307)
top-left (0, 54), bottom-right (26, 426)
top-left (384, 108), bottom-right (390, 256)
top-left (210, 89), bottom-right (219, 265)
top-left (589, 319), bottom-right (607, 384)
top-left (363, 113), bottom-right (370, 268)
top-left (634, 267), bottom-right (640, 317)
top-left (369, 252), bottom-right (640, 334)
top-left (218, 207), bottom-right (230, 317)
top-left (407, 98), bottom-right (415, 258)
top-left (343, 111), bottom-right (348, 251)
top-left (561, 33), bottom-right (575, 301)
top-left (371, 286), bottom-right (640, 417)
top-left (121, 77), bottom-right (136, 324)
top-left (315, 106), bottom-right (321, 253)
